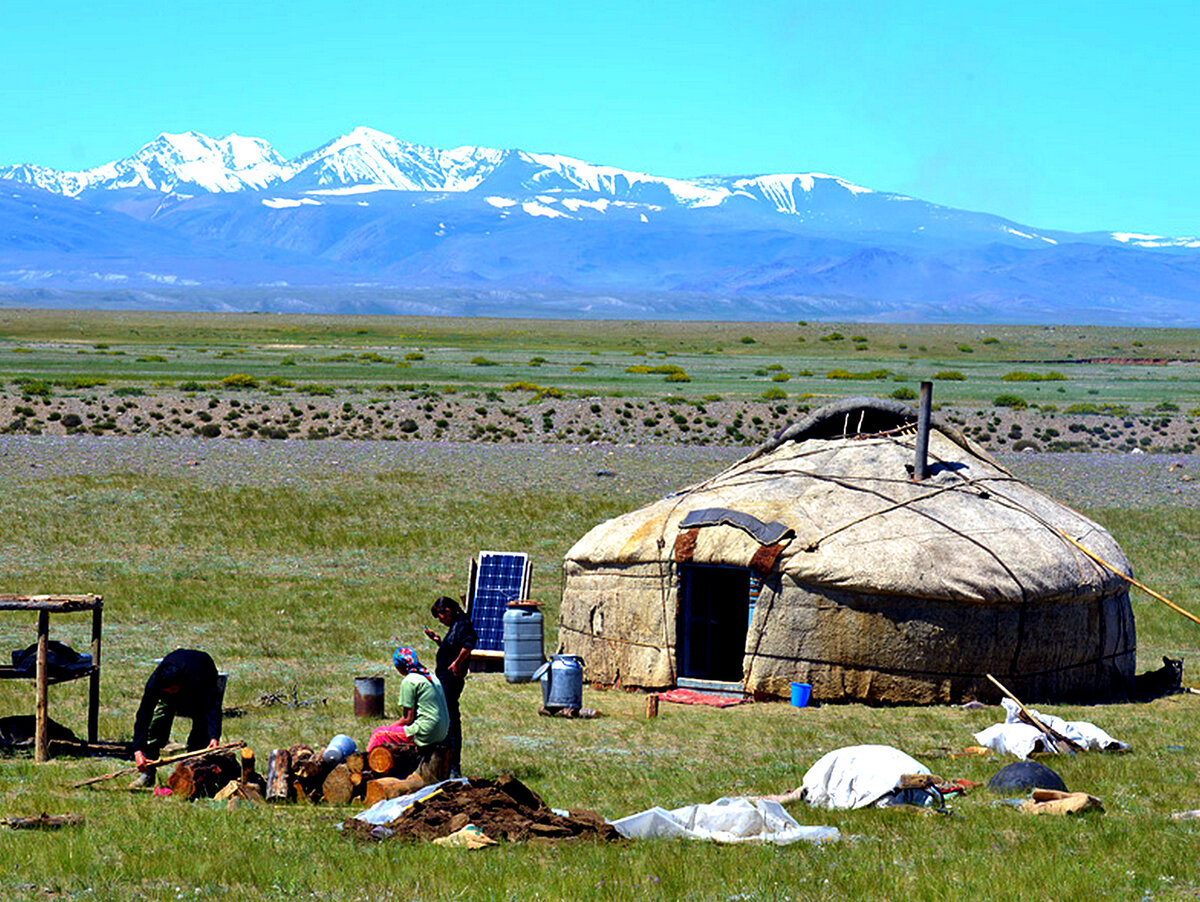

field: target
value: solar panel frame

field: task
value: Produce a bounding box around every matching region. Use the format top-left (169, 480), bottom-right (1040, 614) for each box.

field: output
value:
top-left (467, 551), bottom-right (531, 652)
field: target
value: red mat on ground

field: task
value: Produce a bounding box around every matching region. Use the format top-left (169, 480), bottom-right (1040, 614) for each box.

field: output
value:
top-left (656, 688), bottom-right (748, 708)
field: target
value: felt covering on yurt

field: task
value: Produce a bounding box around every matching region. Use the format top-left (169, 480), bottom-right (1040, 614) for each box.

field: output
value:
top-left (558, 397), bottom-right (1136, 704)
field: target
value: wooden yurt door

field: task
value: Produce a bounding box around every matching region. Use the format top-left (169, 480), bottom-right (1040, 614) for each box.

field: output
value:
top-left (677, 564), bottom-right (751, 681)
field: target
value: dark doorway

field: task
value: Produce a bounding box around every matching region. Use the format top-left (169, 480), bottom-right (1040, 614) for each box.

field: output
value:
top-left (677, 564), bottom-right (751, 681)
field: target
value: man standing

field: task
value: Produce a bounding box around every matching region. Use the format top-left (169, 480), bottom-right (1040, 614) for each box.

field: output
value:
top-left (130, 648), bottom-right (222, 787)
top-left (424, 596), bottom-right (476, 778)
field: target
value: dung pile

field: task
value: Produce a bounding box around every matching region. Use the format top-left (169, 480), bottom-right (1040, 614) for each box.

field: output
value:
top-left (344, 774), bottom-right (620, 844)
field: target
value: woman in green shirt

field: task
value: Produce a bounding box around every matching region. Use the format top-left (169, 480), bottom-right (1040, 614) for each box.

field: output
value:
top-left (367, 647), bottom-right (449, 751)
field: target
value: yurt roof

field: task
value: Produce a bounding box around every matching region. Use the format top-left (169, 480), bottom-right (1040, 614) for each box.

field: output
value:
top-left (565, 396), bottom-right (1130, 604)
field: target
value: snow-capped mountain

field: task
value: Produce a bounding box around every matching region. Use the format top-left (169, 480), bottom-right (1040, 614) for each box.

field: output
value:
top-left (286, 126), bottom-right (506, 193)
top-left (2, 128), bottom-right (1199, 324)
top-left (2, 131), bottom-right (292, 195)
top-left (2, 126), bottom-right (899, 219)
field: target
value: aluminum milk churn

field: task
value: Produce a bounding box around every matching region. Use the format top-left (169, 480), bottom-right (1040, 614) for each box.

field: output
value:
top-left (532, 654), bottom-right (584, 710)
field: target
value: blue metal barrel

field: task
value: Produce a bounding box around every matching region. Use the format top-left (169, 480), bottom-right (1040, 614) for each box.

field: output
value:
top-left (503, 603), bottom-right (544, 683)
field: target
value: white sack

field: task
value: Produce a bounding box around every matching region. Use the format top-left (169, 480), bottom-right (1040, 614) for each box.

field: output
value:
top-left (611, 796), bottom-right (839, 845)
top-left (800, 744), bottom-right (931, 810)
top-left (972, 698), bottom-right (1129, 759)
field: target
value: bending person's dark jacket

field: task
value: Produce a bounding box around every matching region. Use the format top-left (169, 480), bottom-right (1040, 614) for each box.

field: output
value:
top-left (131, 649), bottom-right (222, 753)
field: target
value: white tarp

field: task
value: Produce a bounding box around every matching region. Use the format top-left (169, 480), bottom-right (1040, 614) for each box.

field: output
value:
top-left (972, 698), bottom-right (1129, 759)
top-left (352, 778), bottom-right (469, 826)
top-left (611, 797), bottom-right (839, 845)
top-left (800, 744), bottom-right (932, 810)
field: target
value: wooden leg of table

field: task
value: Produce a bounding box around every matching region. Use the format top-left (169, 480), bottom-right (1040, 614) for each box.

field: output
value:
top-left (89, 605), bottom-right (102, 746)
top-left (35, 611), bottom-right (49, 764)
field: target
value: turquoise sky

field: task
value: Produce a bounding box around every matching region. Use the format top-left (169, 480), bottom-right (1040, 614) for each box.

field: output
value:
top-left (4, 0), bottom-right (1198, 236)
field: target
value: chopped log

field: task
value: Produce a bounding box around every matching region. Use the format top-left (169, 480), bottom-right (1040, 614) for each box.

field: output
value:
top-left (322, 763), bottom-right (354, 806)
top-left (215, 780), bottom-right (265, 805)
top-left (292, 779), bottom-right (314, 804)
top-left (265, 748), bottom-right (290, 802)
top-left (349, 771), bottom-right (366, 800)
top-left (368, 744), bottom-right (418, 776)
top-left (237, 747), bottom-right (267, 795)
top-left (168, 755), bottom-right (240, 800)
top-left (345, 752), bottom-right (365, 775)
top-left (367, 745), bottom-right (394, 775)
top-left (290, 744), bottom-right (326, 782)
top-left (288, 744), bottom-right (330, 799)
top-left (214, 780), bottom-right (242, 802)
top-left (363, 776), bottom-right (406, 807)
top-left (168, 764), bottom-right (196, 800)
top-left (414, 745), bottom-right (450, 786)
top-left (240, 748), bottom-right (256, 783)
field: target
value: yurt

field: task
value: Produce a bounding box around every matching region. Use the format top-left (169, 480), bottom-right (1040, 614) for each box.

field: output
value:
top-left (558, 396), bottom-right (1136, 704)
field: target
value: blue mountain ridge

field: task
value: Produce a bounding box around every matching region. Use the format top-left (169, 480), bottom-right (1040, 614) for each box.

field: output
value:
top-left (2, 129), bottom-right (1199, 324)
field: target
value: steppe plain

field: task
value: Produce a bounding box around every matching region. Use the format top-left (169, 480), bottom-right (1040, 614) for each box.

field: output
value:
top-left (0, 310), bottom-right (1199, 901)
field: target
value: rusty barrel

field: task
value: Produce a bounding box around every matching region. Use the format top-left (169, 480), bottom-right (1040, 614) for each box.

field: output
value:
top-left (353, 676), bottom-right (385, 718)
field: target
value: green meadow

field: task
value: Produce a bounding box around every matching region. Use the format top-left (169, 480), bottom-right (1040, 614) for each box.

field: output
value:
top-left (0, 311), bottom-right (1198, 901)
top-left (1, 309), bottom-right (1199, 410)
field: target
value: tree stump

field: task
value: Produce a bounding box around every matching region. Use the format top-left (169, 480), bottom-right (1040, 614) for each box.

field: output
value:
top-left (322, 763), bottom-right (354, 805)
top-left (265, 748), bottom-right (290, 802)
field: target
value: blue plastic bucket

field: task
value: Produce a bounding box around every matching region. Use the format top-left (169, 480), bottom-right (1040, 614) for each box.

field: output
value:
top-left (790, 682), bottom-right (812, 708)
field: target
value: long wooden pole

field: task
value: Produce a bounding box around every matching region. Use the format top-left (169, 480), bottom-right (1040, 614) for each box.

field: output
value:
top-left (35, 611), bottom-right (49, 764)
top-left (71, 740), bottom-right (246, 788)
top-left (985, 674), bottom-right (1084, 753)
top-left (1056, 529), bottom-right (1200, 627)
top-left (88, 603), bottom-right (102, 746)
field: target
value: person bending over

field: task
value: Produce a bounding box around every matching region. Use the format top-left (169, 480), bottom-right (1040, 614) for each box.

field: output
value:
top-left (131, 648), bottom-right (222, 787)
top-left (367, 647), bottom-right (449, 753)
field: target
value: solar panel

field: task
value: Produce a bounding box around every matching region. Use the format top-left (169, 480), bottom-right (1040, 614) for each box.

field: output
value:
top-left (467, 551), bottom-right (531, 652)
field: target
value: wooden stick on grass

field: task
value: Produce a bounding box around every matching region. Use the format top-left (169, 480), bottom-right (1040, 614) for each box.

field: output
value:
top-left (71, 740), bottom-right (246, 788)
top-left (985, 674), bottom-right (1085, 754)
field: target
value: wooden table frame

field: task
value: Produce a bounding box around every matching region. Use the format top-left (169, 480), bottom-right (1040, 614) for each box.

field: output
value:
top-left (0, 594), bottom-right (103, 763)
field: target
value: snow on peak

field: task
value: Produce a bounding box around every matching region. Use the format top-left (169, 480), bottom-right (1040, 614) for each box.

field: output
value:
top-left (521, 151), bottom-right (729, 207)
top-left (291, 127), bottom-right (504, 192)
top-left (0, 126), bottom-right (892, 224)
top-left (1112, 232), bottom-right (1200, 249)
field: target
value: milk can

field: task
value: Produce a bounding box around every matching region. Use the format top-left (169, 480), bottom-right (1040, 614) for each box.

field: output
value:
top-left (531, 654), bottom-right (584, 710)
top-left (503, 601), bottom-right (545, 683)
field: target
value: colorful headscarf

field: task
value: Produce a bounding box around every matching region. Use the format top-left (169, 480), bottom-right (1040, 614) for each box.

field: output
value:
top-left (392, 646), bottom-right (432, 680)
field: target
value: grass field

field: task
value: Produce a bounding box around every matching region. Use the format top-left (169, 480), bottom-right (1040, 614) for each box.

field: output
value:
top-left (0, 435), bottom-right (1198, 902)
top-left (0, 311), bottom-right (1199, 901)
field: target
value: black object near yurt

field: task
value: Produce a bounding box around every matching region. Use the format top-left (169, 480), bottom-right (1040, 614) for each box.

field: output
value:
top-left (557, 396), bottom-right (1136, 704)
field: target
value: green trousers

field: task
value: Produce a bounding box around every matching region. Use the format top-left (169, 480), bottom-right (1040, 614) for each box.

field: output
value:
top-left (142, 698), bottom-right (210, 761)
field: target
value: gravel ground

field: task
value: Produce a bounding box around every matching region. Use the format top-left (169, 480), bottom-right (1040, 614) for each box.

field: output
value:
top-left (2, 391), bottom-right (1198, 456)
top-left (0, 435), bottom-right (1197, 510)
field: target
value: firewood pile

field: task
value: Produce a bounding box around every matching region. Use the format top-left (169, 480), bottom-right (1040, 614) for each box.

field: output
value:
top-left (341, 774), bottom-right (620, 844)
top-left (166, 742), bottom-right (449, 806)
